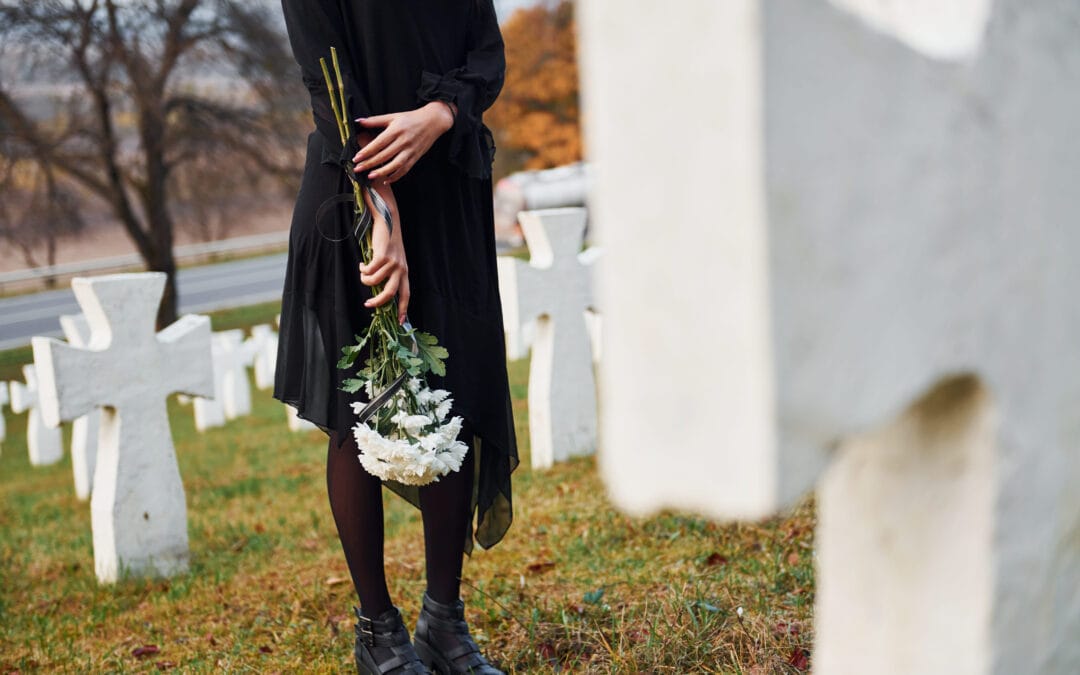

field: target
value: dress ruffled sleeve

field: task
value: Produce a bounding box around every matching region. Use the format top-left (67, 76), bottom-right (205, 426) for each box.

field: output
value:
top-left (281, 0), bottom-right (372, 154)
top-left (415, 0), bottom-right (506, 180)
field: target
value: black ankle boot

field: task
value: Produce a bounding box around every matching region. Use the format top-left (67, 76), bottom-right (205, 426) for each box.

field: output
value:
top-left (353, 606), bottom-right (429, 675)
top-left (413, 593), bottom-right (504, 675)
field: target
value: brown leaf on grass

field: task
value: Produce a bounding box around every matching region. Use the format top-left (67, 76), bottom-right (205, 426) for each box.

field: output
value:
top-left (254, 523), bottom-right (266, 534)
top-left (204, 633), bottom-right (218, 647)
top-left (704, 552), bottom-right (728, 567)
top-left (787, 552), bottom-right (800, 566)
top-left (155, 661), bottom-right (177, 670)
top-left (300, 539), bottom-right (320, 551)
top-left (325, 576), bottom-right (349, 587)
top-left (259, 646), bottom-right (273, 654)
top-left (526, 560), bottom-right (556, 574)
top-left (537, 642), bottom-right (557, 662)
top-left (788, 647), bottom-right (810, 670)
top-left (131, 645), bottom-right (160, 658)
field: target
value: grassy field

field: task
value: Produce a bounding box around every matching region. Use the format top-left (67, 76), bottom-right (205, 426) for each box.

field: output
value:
top-left (0, 315), bottom-right (815, 673)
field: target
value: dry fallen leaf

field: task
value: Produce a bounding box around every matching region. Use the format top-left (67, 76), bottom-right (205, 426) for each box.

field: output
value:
top-left (325, 576), bottom-right (349, 587)
top-left (526, 561), bottom-right (556, 574)
top-left (131, 645), bottom-right (160, 659)
top-left (705, 552), bottom-right (728, 567)
top-left (788, 647), bottom-right (810, 670)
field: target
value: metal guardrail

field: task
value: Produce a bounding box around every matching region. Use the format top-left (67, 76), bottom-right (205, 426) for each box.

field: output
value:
top-left (0, 230), bottom-right (290, 289)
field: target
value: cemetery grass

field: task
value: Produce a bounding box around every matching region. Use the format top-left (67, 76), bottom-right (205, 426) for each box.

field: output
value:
top-left (0, 357), bottom-right (816, 673)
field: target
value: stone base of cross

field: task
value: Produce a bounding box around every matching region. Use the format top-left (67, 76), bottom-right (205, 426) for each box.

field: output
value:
top-left (581, 0), bottom-right (1080, 671)
top-left (497, 208), bottom-right (600, 470)
top-left (33, 273), bottom-right (213, 583)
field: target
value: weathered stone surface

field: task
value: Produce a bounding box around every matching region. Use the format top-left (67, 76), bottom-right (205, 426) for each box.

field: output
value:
top-left (497, 208), bottom-right (599, 469)
top-left (32, 273), bottom-right (213, 583)
top-left (9, 365), bottom-right (63, 466)
top-left (580, 1), bottom-right (1080, 672)
top-left (59, 314), bottom-right (99, 501)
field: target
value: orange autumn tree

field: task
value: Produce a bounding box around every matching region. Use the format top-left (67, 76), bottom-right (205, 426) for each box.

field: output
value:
top-left (488, 0), bottom-right (581, 176)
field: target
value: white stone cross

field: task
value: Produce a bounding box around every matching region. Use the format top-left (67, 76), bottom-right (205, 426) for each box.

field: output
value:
top-left (191, 337), bottom-right (226, 432)
top-left (32, 273), bottom-right (213, 583)
top-left (9, 364), bottom-right (63, 466)
top-left (246, 324), bottom-right (278, 391)
top-left (216, 330), bottom-right (253, 420)
top-left (580, 1), bottom-right (1080, 673)
top-left (0, 381), bottom-right (8, 453)
top-left (59, 314), bottom-right (99, 501)
top-left (497, 207), bottom-right (599, 469)
top-left (286, 404), bottom-right (317, 432)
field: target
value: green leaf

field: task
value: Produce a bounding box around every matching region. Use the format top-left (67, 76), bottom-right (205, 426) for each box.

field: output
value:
top-left (341, 378), bottom-right (365, 394)
top-left (583, 588), bottom-right (605, 605)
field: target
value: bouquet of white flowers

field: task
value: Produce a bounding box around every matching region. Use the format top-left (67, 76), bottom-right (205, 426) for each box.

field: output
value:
top-left (320, 48), bottom-right (468, 486)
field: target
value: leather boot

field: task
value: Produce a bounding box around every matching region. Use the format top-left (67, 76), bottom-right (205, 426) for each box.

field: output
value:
top-left (413, 593), bottom-right (503, 674)
top-left (353, 606), bottom-right (429, 675)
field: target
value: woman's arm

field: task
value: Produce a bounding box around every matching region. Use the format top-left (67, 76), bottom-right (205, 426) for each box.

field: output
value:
top-left (359, 179), bottom-right (411, 323)
top-left (353, 0), bottom-right (506, 182)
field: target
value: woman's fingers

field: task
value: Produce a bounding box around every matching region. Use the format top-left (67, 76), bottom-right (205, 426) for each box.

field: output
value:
top-left (368, 150), bottom-right (412, 181)
top-left (365, 270), bottom-right (402, 308)
top-left (356, 114), bottom-right (396, 129)
top-left (360, 259), bottom-right (396, 287)
top-left (355, 138), bottom-right (407, 174)
top-left (353, 124), bottom-right (400, 166)
top-left (397, 275), bottom-right (411, 323)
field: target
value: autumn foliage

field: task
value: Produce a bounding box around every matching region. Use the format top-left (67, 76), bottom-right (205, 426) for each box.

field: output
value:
top-left (488, 1), bottom-right (582, 175)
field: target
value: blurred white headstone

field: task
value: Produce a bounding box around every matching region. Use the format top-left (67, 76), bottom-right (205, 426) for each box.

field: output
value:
top-left (286, 404), bottom-right (317, 432)
top-left (9, 365), bottom-right (63, 466)
top-left (247, 324), bottom-right (278, 390)
top-left (216, 330), bottom-right (253, 420)
top-left (0, 381), bottom-right (8, 453)
top-left (580, 0), bottom-right (1080, 672)
top-left (32, 273), bottom-right (213, 583)
top-left (59, 314), bottom-right (99, 501)
top-left (497, 208), bottom-right (599, 469)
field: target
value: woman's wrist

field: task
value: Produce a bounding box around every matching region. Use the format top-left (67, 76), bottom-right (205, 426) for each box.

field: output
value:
top-left (425, 100), bottom-right (456, 134)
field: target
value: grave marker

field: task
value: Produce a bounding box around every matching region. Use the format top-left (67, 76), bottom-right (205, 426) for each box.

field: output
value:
top-left (580, 0), bottom-right (1080, 672)
top-left (32, 273), bottom-right (213, 583)
top-left (497, 208), bottom-right (599, 469)
top-left (9, 365), bottom-right (63, 466)
top-left (59, 314), bottom-right (99, 501)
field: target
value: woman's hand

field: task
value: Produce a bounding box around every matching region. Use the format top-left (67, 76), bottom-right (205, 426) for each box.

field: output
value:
top-left (360, 182), bottom-right (410, 323)
top-left (352, 101), bottom-right (456, 183)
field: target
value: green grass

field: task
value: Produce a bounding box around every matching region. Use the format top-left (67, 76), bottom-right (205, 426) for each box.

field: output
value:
top-left (0, 350), bottom-right (816, 673)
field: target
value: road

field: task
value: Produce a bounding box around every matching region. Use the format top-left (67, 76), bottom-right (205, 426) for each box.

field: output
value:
top-left (0, 253), bottom-right (287, 350)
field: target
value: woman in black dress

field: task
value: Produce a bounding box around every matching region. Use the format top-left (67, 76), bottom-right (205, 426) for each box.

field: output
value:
top-left (274, 2), bottom-right (517, 673)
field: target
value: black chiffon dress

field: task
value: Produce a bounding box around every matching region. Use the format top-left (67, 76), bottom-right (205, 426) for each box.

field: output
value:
top-left (274, 0), bottom-right (518, 551)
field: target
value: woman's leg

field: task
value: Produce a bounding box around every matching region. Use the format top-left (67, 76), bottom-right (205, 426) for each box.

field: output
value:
top-left (419, 420), bottom-right (476, 603)
top-left (327, 432), bottom-right (393, 616)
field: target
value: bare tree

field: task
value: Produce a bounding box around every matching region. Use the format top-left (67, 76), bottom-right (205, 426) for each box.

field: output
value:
top-left (0, 0), bottom-right (303, 325)
top-left (0, 157), bottom-right (86, 284)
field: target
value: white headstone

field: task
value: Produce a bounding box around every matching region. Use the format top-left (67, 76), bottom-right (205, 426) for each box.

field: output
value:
top-left (59, 314), bottom-right (100, 501)
top-left (9, 365), bottom-right (63, 466)
top-left (497, 208), bottom-right (599, 469)
top-left (216, 330), bottom-right (253, 420)
top-left (246, 324), bottom-right (278, 391)
top-left (286, 404), bottom-right (317, 432)
top-left (580, 1), bottom-right (1080, 673)
top-left (32, 273), bottom-right (213, 583)
top-left (0, 381), bottom-right (8, 453)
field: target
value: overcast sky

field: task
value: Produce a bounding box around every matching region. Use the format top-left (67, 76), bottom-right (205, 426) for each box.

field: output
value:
top-left (495, 0), bottom-right (542, 22)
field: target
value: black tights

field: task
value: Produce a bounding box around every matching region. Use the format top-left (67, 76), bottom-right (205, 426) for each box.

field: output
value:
top-left (326, 421), bottom-right (476, 617)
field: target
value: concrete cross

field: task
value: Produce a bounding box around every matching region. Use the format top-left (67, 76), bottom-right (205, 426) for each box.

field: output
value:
top-left (216, 330), bottom-right (253, 420)
top-left (190, 337), bottom-right (227, 432)
top-left (580, 0), bottom-right (1079, 672)
top-left (9, 365), bottom-right (63, 466)
top-left (497, 207), bottom-right (599, 469)
top-left (0, 381), bottom-right (8, 453)
top-left (32, 273), bottom-right (213, 583)
top-left (59, 314), bottom-right (99, 501)
top-left (246, 324), bottom-right (278, 391)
